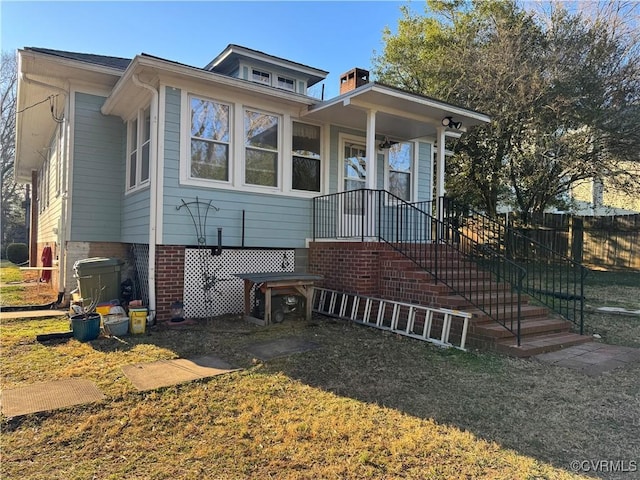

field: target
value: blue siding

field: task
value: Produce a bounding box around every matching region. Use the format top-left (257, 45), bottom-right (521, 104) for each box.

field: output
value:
top-left (161, 87), bottom-right (312, 248)
top-left (417, 142), bottom-right (432, 202)
top-left (122, 189), bottom-right (150, 243)
top-left (70, 92), bottom-right (125, 242)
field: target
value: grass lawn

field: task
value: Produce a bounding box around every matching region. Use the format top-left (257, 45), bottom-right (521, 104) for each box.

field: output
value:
top-left (582, 269), bottom-right (640, 348)
top-left (0, 261), bottom-right (58, 306)
top-left (1, 265), bottom-right (638, 479)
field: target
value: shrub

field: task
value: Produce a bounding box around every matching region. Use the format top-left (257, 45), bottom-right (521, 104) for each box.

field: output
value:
top-left (6, 243), bottom-right (28, 265)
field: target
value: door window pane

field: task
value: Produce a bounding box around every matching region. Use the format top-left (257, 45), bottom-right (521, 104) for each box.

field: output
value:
top-left (389, 142), bottom-right (412, 201)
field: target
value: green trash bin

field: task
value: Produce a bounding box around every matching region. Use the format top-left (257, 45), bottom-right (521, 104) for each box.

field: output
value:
top-left (73, 257), bottom-right (124, 304)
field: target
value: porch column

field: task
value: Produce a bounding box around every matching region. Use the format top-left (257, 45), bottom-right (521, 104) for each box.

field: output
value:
top-left (436, 127), bottom-right (446, 221)
top-left (366, 109), bottom-right (377, 190)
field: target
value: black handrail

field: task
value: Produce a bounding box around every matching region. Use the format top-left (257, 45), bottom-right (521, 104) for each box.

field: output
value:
top-left (440, 197), bottom-right (587, 334)
top-left (313, 189), bottom-right (527, 344)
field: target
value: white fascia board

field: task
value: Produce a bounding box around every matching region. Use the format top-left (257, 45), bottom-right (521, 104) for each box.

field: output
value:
top-left (306, 82), bottom-right (375, 113)
top-left (19, 48), bottom-right (125, 81)
top-left (369, 85), bottom-right (491, 124)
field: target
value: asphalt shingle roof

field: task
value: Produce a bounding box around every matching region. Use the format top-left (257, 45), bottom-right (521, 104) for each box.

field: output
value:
top-left (26, 47), bottom-right (132, 70)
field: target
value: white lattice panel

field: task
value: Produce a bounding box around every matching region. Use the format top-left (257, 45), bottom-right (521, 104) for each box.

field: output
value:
top-left (183, 248), bottom-right (295, 318)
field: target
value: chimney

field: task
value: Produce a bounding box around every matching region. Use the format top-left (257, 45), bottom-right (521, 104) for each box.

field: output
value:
top-left (340, 68), bottom-right (370, 95)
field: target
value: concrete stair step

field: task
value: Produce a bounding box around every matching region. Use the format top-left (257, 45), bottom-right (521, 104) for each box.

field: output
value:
top-left (496, 332), bottom-right (592, 357)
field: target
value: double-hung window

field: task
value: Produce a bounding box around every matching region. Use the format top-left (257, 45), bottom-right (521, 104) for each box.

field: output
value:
top-left (388, 142), bottom-right (413, 201)
top-left (244, 109), bottom-right (279, 187)
top-left (190, 96), bottom-right (230, 182)
top-left (292, 122), bottom-right (321, 192)
top-left (127, 107), bottom-right (151, 190)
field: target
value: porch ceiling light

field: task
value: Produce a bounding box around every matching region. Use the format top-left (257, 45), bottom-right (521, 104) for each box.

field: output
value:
top-left (442, 116), bottom-right (462, 129)
top-left (379, 137), bottom-right (395, 149)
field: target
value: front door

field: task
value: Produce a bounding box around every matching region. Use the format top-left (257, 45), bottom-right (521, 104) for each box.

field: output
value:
top-left (340, 142), bottom-right (373, 237)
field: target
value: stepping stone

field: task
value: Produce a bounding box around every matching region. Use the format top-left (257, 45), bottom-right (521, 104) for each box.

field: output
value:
top-left (1, 378), bottom-right (105, 417)
top-left (245, 336), bottom-right (320, 361)
top-left (122, 355), bottom-right (239, 391)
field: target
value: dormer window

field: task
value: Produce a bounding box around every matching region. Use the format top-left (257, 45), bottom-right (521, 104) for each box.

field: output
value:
top-left (277, 76), bottom-right (295, 92)
top-left (252, 69), bottom-right (271, 85)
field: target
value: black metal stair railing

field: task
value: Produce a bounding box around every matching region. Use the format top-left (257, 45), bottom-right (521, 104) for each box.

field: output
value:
top-left (312, 189), bottom-right (527, 344)
top-left (439, 197), bottom-right (587, 334)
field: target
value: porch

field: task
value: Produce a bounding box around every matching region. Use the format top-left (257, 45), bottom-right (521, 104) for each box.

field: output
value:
top-left (308, 189), bottom-right (591, 356)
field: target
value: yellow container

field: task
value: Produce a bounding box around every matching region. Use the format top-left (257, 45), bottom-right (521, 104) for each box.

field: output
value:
top-left (129, 308), bottom-right (147, 334)
top-left (96, 305), bottom-right (111, 316)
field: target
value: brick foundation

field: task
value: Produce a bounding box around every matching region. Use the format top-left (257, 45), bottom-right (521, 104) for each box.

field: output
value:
top-left (155, 245), bottom-right (185, 322)
top-left (308, 241), bottom-right (395, 296)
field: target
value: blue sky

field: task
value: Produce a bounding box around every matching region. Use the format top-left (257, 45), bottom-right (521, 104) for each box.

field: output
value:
top-left (1, 0), bottom-right (415, 99)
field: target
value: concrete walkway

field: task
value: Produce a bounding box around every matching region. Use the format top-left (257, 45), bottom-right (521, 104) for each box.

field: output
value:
top-left (0, 309), bottom-right (67, 320)
top-left (533, 342), bottom-right (640, 376)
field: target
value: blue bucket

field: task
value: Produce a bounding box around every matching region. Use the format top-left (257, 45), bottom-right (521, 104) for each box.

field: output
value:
top-left (71, 314), bottom-right (101, 342)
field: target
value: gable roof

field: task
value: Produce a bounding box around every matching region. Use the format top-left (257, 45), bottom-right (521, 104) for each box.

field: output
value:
top-left (24, 47), bottom-right (132, 71)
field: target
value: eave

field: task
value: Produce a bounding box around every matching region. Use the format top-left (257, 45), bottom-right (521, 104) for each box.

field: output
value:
top-left (15, 49), bottom-right (124, 183)
top-left (303, 82), bottom-right (491, 141)
top-left (102, 55), bottom-right (319, 120)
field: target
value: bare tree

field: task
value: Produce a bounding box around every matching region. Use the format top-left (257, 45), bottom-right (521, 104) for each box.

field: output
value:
top-left (1, 50), bottom-right (27, 251)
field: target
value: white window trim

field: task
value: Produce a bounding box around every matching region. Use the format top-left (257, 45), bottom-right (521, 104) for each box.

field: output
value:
top-left (126, 106), bottom-right (152, 194)
top-left (277, 75), bottom-right (295, 92)
top-left (242, 107), bottom-right (282, 190)
top-left (251, 68), bottom-right (271, 85)
top-left (179, 90), bottom-right (325, 198)
top-left (291, 120), bottom-right (323, 193)
top-left (338, 133), bottom-right (367, 194)
top-left (184, 94), bottom-right (233, 187)
top-left (384, 140), bottom-right (417, 203)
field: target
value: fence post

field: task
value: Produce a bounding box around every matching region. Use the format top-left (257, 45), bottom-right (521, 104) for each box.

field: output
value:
top-left (570, 216), bottom-right (584, 264)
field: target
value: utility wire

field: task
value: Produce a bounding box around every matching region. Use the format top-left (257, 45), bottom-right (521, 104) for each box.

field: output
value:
top-left (16, 94), bottom-right (59, 114)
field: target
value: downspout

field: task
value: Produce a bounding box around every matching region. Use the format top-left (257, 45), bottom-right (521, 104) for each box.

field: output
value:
top-left (21, 73), bottom-right (69, 304)
top-left (132, 74), bottom-right (158, 322)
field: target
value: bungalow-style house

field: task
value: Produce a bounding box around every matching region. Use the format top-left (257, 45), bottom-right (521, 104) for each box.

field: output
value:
top-left (15, 45), bottom-right (589, 355)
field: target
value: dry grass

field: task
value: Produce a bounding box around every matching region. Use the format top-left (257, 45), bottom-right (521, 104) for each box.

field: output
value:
top-left (1, 265), bottom-right (639, 479)
top-left (582, 270), bottom-right (640, 348)
top-left (2, 313), bottom-right (638, 479)
top-left (0, 262), bottom-right (58, 306)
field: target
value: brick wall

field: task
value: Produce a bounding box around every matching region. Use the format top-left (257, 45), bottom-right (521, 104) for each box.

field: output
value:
top-left (155, 245), bottom-right (185, 322)
top-left (309, 241), bottom-right (395, 296)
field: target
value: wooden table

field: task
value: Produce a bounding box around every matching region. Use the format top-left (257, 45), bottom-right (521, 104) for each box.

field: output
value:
top-left (234, 272), bottom-right (323, 325)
